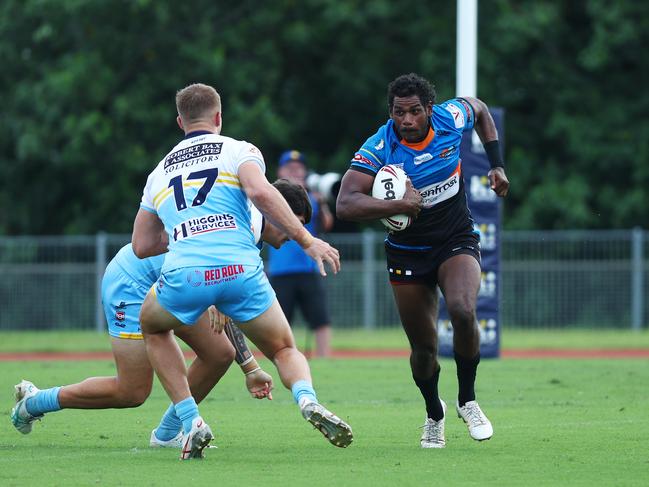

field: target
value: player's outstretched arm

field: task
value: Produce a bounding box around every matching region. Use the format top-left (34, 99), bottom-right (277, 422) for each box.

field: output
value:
top-left (239, 162), bottom-right (341, 276)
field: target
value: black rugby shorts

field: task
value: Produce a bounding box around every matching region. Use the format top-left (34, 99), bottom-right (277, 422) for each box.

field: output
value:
top-left (385, 232), bottom-right (481, 287)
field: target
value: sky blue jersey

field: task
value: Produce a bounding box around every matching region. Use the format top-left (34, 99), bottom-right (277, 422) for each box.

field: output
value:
top-left (140, 131), bottom-right (266, 272)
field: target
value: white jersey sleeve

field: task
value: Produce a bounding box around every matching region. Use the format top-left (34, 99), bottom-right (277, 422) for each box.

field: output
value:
top-left (140, 169), bottom-right (159, 214)
top-left (234, 142), bottom-right (265, 174)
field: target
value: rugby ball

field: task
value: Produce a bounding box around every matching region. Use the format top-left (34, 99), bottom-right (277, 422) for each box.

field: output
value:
top-left (371, 165), bottom-right (412, 232)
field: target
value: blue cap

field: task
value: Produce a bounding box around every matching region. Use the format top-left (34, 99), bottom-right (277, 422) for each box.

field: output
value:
top-left (278, 150), bottom-right (306, 167)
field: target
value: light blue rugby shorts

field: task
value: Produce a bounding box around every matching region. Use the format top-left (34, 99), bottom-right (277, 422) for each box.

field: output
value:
top-left (101, 265), bottom-right (150, 340)
top-left (155, 262), bottom-right (275, 325)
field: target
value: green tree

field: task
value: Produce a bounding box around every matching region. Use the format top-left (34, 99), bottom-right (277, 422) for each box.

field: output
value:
top-left (1, 0), bottom-right (648, 233)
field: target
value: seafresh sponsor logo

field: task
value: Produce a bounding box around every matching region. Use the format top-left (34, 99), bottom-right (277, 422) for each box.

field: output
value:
top-left (173, 213), bottom-right (237, 241)
top-left (419, 164), bottom-right (461, 208)
top-left (204, 264), bottom-right (245, 286)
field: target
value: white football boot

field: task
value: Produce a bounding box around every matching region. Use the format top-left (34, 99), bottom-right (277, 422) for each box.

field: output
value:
top-left (180, 417), bottom-right (213, 460)
top-left (301, 402), bottom-right (353, 448)
top-left (11, 380), bottom-right (43, 434)
top-left (149, 429), bottom-right (183, 448)
top-left (456, 400), bottom-right (493, 441)
top-left (420, 399), bottom-right (446, 448)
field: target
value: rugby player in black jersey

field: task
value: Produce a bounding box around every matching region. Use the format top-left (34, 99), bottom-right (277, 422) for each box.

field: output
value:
top-left (337, 73), bottom-right (509, 448)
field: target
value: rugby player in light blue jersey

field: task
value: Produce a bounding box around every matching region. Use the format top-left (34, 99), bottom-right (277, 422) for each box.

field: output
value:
top-left (337, 73), bottom-right (509, 449)
top-left (131, 83), bottom-right (351, 459)
top-left (11, 179), bottom-right (311, 452)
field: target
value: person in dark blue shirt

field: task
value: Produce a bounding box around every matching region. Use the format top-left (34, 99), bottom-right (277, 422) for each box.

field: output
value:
top-left (268, 150), bottom-right (334, 357)
top-left (336, 73), bottom-right (509, 448)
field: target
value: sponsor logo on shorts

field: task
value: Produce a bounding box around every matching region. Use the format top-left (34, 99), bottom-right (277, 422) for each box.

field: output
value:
top-left (164, 142), bottom-right (223, 173)
top-left (115, 311), bottom-right (125, 321)
top-left (173, 213), bottom-right (237, 241)
top-left (186, 269), bottom-right (203, 287)
top-left (419, 164), bottom-right (461, 208)
top-left (389, 268), bottom-right (412, 276)
top-left (204, 264), bottom-right (245, 286)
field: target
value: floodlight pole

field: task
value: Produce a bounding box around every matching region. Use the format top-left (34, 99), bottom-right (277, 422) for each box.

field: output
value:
top-left (456, 0), bottom-right (477, 98)
top-left (456, 0), bottom-right (482, 150)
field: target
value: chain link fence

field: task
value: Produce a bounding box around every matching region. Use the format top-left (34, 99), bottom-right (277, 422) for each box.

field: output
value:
top-left (0, 230), bottom-right (647, 330)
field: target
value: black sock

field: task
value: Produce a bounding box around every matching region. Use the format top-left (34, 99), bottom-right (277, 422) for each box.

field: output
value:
top-left (455, 352), bottom-right (480, 406)
top-left (413, 368), bottom-right (443, 421)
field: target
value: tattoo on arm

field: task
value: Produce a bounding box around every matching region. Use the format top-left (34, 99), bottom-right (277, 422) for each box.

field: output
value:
top-left (224, 319), bottom-right (253, 365)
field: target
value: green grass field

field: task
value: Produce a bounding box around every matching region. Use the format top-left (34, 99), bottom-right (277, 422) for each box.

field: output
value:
top-left (1, 330), bottom-right (648, 486)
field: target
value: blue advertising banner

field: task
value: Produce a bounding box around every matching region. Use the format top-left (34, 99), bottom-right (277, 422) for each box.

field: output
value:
top-left (438, 108), bottom-right (504, 358)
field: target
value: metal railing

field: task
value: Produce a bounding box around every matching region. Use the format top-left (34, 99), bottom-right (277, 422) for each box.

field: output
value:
top-left (0, 229), bottom-right (646, 330)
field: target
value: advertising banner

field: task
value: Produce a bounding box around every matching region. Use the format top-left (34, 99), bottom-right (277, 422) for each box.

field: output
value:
top-left (438, 109), bottom-right (504, 358)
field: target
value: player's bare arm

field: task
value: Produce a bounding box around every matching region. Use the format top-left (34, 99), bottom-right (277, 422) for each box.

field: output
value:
top-left (463, 96), bottom-right (510, 198)
top-left (239, 162), bottom-right (340, 276)
top-left (223, 319), bottom-right (273, 400)
top-left (131, 208), bottom-right (168, 258)
top-left (336, 170), bottom-right (422, 221)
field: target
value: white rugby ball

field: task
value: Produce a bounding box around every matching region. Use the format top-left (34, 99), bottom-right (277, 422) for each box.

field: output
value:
top-left (371, 165), bottom-right (412, 232)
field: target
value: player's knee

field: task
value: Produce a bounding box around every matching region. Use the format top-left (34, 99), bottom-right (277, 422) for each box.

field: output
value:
top-left (410, 346), bottom-right (437, 371)
top-left (117, 387), bottom-right (151, 408)
top-left (270, 344), bottom-right (297, 363)
top-left (446, 299), bottom-right (476, 328)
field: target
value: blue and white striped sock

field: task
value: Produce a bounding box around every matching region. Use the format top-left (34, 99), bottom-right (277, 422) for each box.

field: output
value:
top-left (25, 387), bottom-right (61, 416)
top-left (291, 380), bottom-right (318, 408)
top-left (155, 403), bottom-right (182, 441)
top-left (174, 397), bottom-right (199, 435)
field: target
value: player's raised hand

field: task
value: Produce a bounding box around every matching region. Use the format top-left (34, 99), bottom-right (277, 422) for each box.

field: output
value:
top-left (402, 179), bottom-right (423, 217)
top-left (488, 167), bottom-right (509, 197)
top-left (246, 369), bottom-right (274, 400)
top-left (303, 237), bottom-right (341, 276)
top-left (207, 305), bottom-right (230, 334)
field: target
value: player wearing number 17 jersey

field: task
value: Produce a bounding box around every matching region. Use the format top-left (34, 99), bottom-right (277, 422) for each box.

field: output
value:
top-left (132, 83), bottom-right (352, 460)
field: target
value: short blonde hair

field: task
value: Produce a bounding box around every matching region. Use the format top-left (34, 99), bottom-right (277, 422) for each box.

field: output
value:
top-left (175, 83), bottom-right (221, 123)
